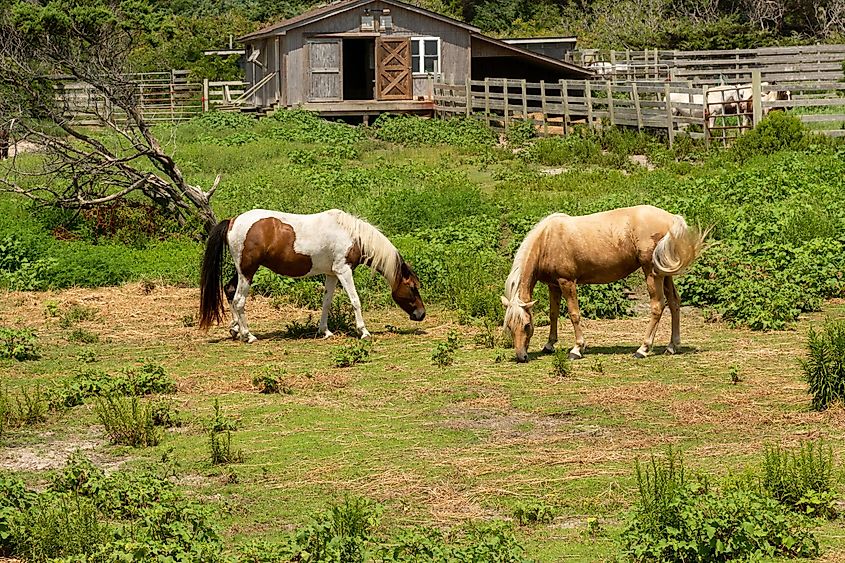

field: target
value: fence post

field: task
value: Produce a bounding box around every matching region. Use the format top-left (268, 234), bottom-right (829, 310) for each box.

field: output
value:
top-left (664, 83), bottom-right (674, 148)
top-left (503, 78), bottom-right (510, 131)
top-left (751, 69), bottom-right (762, 128)
top-left (521, 79), bottom-right (528, 122)
top-left (631, 82), bottom-right (642, 131)
top-left (702, 85), bottom-right (710, 148)
top-left (202, 79), bottom-right (209, 112)
top-left (585, 81), bottom-right (593, 131)
top-left (170, 74), bottom-right (175, 121)
top-left (465, 77), bottom-right (471, 117)
top-left (484, 78), bottom-right (490, 126)
top-left (560, 79), bottom-right (569, 135)
top-left (540, 80), bottom-right (548, 136)
top-left (606, 81), bottom-right (614, 127)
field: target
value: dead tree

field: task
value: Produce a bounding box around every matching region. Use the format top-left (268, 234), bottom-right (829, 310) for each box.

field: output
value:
top-left (0, 2), bottom-right (219, 234)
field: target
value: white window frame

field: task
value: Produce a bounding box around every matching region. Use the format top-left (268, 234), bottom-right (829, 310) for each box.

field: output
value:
top-left (411, 36), bottom-right (440, 76)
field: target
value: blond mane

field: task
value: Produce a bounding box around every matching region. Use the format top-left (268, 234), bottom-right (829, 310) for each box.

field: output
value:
top-left (331, 210), bottom-right (401, 284)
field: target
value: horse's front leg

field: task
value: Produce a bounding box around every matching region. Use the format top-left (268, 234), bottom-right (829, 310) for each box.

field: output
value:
top-left (560, 279), bottom-right (586, 360)
top-left (664, 276), bottom-right (681, 355)
top-left (542, 283), bottom-right (561, 353)
top-left (317, 274), bottom-right (338, 339)
top-left (635, 270), bottom-right (666, 358)
top-left (335, 267), bottom-right (370, 339)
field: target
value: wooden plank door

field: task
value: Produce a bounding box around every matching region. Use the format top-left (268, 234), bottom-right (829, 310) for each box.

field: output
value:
top-left (307, 39), bottom-right (342, 102)
top-left (376, 37), bottom-right (412, 100)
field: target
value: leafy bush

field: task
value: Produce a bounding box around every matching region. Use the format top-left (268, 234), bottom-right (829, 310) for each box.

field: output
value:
top-left (506, 119), bottom-right (537, 147)
top-left (621, 449), bottom-right (819, 562)
top-left (0, 235), bottom-right (55, 291)
top-left (512, 500), bottom-right (556, 525)
top-left (67, 328), bottom-right (99, 344)
top-left (121, 362), bottom-right (177, 396)
top-left (58, 304), bottom-right (98, 328)
top-left (579, 282), bottom-right (633, 319)
top-left (209, 398), bottom-right (242, 465)
top-left (291, 496), bottom-right (382, 563)
top-left (191, 111), bottom-right (256, 131)
top-left (0, 327), bottom-right (39, 361)
top-left (332, 340), bottom-right (372, 368)
top-left (802, 320), bottom-right (845, 410)
top-left (95, 395), bottom-right (161, 447)
top-left (551, 348), bottom-right (572, 377)
top-left (262, 109), bottom-right (365, 146)
top-left (431, 330), bottom-right (459, 367)
top-left (762, 441), bottom-right (837, 518)
top-left (372, 114), bottom-right (496, 148)
top-left (730, 113), bottom-right (808, 162)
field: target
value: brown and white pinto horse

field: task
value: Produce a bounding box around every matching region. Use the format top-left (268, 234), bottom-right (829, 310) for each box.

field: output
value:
top-left (502, 205), bottom-right (706, 362)
top-left (199, 209), bottom-right (425, 342)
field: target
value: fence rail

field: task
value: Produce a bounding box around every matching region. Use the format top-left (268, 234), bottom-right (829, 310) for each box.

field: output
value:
top-left (434, 73), bottom-right (845, 146)
top-left (566, 44), bottom-right (845, 86)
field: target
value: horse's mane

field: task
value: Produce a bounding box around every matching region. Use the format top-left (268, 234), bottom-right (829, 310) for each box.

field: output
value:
top-left (504, 212), bottom-right (568, 304)
top-left (331, 210), bottom-right (400, 284)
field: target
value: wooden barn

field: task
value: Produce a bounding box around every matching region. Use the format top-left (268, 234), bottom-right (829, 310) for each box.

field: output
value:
top-left (238, 0), bottom-right (592, 117)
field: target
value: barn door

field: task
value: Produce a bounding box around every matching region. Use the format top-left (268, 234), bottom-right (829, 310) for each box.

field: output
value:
top-left (376, 37), bottom-right (412, 100)
top-left (307, 39), bottom-right (342, 102)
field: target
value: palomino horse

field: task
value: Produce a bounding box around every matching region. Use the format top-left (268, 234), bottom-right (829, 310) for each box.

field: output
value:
top-left (502, 205), bottom-right (706, 362)
top-left (199, 209), bottom-right (425, 342)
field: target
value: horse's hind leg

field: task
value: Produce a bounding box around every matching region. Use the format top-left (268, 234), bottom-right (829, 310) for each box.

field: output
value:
top-left (317, 274), bottom-right (338, 339)
top-left (224, 274), bottom-right (239, 339)
top-left (635, 270), bottom-right (666, 358)
top-left (542, 283), bottom-right (561, 353)
top-left (664, 277), bottom-right (681, 355)
top-left (232, 273), bottom-right (257, 343)
top-left (560, 279), bottom-right (586, 360)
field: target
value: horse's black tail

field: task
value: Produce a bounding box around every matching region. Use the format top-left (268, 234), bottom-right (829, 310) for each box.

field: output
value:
top-left (199, 219), bottom-right (230, 330)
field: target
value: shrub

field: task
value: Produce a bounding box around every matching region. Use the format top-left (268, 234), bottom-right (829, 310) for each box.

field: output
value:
top-left (551, 348), bottom-right (572, 377)
top-left (620, 448), bottom-right (819, 562)
top-left (13, 493), bottom-right (108, 562)
top-left (58, 304), bottom-right (98, 328)
top-left (0, 327), bottom-right (39, 361)
top-left (512, 500), bottom-right (556, 525)
top-left (332, 340), bottom-right (372, 368)
top-left (0, 235), bottom-right (55, 291)
top-left (95, 395), bottom-right (161, 447)
top-left (120, 362), bottom-right (177, 396)
top-left (579, 282), bottom-right (633, 319)
top-left (191, 111), bottom-right (256, 131)
top-left (209, 399), bottom-right (242, 465)
top-left (762, 441), bottom-right (837, 518)
top-left (67, 328), bottom-right (99, 344)
top-left (802, 320), bottom-right (845, 410)
top-left (291, 496), bottom-right (382, 563)
top-left (431, 330), bottom-right (459, 368)
top-left (252, 371), bottom-right (282, 394)
top-left (506, 119), bottom-right (537, 147)
top-left (372, 114), bottom-right (496, 148)
top-left (730, 112), bottom-right (807, 162)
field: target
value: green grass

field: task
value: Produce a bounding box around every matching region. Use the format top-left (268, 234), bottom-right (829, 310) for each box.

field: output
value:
top-left (1, 114), bottom-right (845, 559)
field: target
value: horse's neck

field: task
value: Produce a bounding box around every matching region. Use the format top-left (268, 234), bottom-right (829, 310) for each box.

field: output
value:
top-left (517, 252), bottom-right (538, 301)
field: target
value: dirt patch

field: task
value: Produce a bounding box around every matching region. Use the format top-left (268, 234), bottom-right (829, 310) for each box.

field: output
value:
top-left (0, 429), bottom-right (121, 472)
top-left (629, 154), bottom-right (655, 170)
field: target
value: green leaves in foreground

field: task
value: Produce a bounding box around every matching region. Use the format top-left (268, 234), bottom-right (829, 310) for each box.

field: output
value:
top-left (621, 448), bottom-right (820, 562)
top-left (802, 320), bottom-right (845, 411)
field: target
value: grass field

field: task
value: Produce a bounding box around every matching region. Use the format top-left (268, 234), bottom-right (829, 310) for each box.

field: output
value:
top-left (2, 112), bottom-right (845, 561)
top-left (2, 284), bottom-right (845, 560)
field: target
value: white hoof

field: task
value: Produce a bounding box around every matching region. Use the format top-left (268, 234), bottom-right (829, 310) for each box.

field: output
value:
top-left (633, 345), bottom-right (649, 359)
top-left (359, 330), bottom-right (372, 340)
top-left (568, 347), bottom-right (583, 360)
top-left (240, 333), bottom-right (257, 344)
top-left (664, 344), bottom-right (678, 356)
top-left (319, 329), bottom-right (334, 339)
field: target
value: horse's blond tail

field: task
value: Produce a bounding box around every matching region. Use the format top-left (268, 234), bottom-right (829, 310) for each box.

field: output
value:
top-left (652, 215), bottom-right (707, 276)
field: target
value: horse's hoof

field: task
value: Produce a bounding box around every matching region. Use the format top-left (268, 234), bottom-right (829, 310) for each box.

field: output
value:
top-left (664, 347), bottom-right (677, 356)
top-left (359, 331), bottom-right (372, 340)
top-left (568, 352), bottom-right (583, 360)
top-left (633, 351), bottom-right (647, 359)
top-left (319, 329), bottom-right (334, 340)
top-left (230, 328), bottom-right (239, 340)
top-left (541, 344), bottom-right (555, 354)
top-left (241, 334), bottom-right (257, 344)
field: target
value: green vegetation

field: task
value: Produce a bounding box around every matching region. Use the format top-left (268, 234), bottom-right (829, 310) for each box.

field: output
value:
top-left (762, 441), bottom-right (837, 518)
top-left (95, 394), bottom-right (162, 447)
top-left (0, 327), bottom-right (38, 361)
top-left (803, 319), bottom-right (845, 410)
top-left (431, 329), bottom-right (460, 367)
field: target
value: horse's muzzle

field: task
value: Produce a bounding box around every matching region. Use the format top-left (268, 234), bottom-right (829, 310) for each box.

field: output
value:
top-left (410, 308), bottom-right (426, 322)
top-left (516, 352), bottom-right (528, 363)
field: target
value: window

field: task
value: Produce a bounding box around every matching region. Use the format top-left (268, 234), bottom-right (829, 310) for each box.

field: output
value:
top-left (411, 37), bottom-right (440, 75)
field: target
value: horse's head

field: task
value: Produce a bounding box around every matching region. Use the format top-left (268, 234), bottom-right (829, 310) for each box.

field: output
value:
top-left (392, 259), bottom-right (425, 321)
top-left (501, 295), bottom-right (536, 363)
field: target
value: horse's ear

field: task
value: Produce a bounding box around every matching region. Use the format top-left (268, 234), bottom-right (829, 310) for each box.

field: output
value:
top-left (500, 296), bottom-right (510, 308)
top-left (523, 300), bottom-right (537, 311)
top-left (400, 260), bottom-right (413, 280)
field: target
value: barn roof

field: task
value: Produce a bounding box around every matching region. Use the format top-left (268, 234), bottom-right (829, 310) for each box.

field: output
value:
top-left (471, 34), bottom-right (591, 77)
top-left (240, 0), bottom-right (480, 41)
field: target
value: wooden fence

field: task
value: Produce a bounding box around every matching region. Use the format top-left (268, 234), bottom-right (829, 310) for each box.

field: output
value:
top-left (565, 44), bottom-right (845, 86)
top-left (434, 73), bottom-right (845, 146)
top-left (56, 71), bottom-right (202, 125)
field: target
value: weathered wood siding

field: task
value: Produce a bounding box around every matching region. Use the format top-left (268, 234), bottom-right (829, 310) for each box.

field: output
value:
top-left (246, 37), bottom-right (282, 107)
top-left (282, 1), bottom-right (470, 105)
